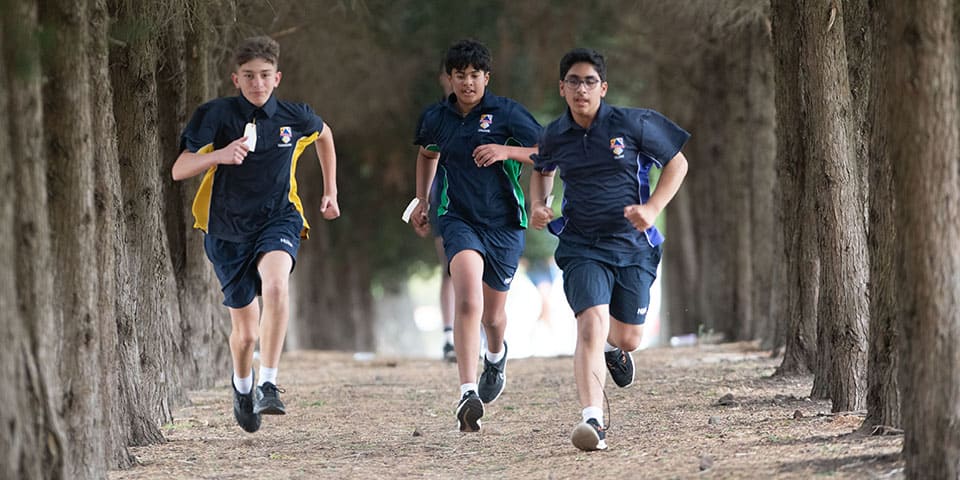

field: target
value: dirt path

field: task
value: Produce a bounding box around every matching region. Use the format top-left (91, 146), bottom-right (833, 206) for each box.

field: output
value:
top-left (109, 343), bottom-right (903, 479)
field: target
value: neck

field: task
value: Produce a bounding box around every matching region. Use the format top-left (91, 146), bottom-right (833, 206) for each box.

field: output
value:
top-left (571, 111), bottom-right (597, 129)
top-left (457, 99), bottom-right (479, 116)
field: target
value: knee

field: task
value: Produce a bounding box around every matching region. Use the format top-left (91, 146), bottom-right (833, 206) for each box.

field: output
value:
top-left (577, 311), bottom-right (606, 345)
top-left (260, 277), bottom-right (289, 306)
top-left (611, 326), bottom-right (644, 352)
top-left (456, 296), bottom-right (482, 318)
top-left (232, 326), bottom-right (258, 348)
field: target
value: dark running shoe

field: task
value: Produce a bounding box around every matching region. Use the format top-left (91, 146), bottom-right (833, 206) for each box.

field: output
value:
top-left (571, 418), bottom-right (607, 451)
top-left (254, 382), bottom-right (287, 415)
top-left (232, 374), bottom-right (261, 433)
top-left (456, 390), bottom-right (483, 432)
top-left (443, 342), bottom-right (457, 363)
top-left (478, 342), bottom-right (507, 403)
top-left (605, 348), bottom-right (635, 388)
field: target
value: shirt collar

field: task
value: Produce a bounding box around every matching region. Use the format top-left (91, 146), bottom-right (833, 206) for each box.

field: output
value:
top-left (237, 94), bottom-right (278, 121)
top-left (444, 91), bottom-right (495, 116)
top-left (559, 100), bottom-right (612, 133)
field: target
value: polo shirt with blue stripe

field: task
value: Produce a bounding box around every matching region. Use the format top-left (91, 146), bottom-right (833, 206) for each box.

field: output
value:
top-left (180, 94), bottom-right (324, 242)
top-left (414, 91), bottom-right (542, 229)
top-left (534, 101), bottom-right (690, 252)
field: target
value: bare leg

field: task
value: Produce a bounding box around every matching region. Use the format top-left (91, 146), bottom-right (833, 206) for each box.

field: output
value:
top-left (575, 305), bottom-right (610, 409)
top-left (435, 237), bottom-right (455, 332)
top-left (257, 251), bottom-right (293, 371)
top-left (480, 284), bottom-right (508, 354)
top-left (608, 319), bottom-right (644, 352)
top-left (229, 299), bottom-right (260, 378)
top-left (449, 249), bottom-right (485, 385)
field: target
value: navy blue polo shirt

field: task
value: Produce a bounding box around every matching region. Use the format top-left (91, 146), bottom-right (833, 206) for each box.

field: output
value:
top-left (180, 94), bottom-right (324, 242)
top-left (534, 101), bottom-right (689, 252)
top-left (414, 91), bottom-right (542, 229)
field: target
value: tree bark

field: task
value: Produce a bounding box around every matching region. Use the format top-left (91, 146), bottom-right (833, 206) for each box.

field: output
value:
top-left (40, 0), bottom-right (107, 476)
top-left (887, 1), bottom-right (960, 477)
top-left (861, 3), bottom-right (900, 434)
top-left (0, 4), bottom-right (67, 477)
top-left (772, 0), bottom-right (819, 376)
top-left (801, 0), bottom-right (869, 412)
top-left (110, 0), bottom-right (184, 444)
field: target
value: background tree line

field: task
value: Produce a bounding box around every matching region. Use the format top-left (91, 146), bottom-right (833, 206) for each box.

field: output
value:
top-left (1, 0), bottom-right (956, 478)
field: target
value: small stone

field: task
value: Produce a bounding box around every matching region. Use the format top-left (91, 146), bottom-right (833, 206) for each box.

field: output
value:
top-left (699, 455), bottom-right (714, 471)
top-left (412, 427), bottom-right (422, 437)
top-left (708, 416), bottom-right (720, 425)
top-left (717, 393), bottom-right (737, 406)
top-left (793, 410), bottom-right (803, 419)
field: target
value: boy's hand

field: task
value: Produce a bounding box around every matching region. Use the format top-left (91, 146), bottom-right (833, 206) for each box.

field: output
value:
top-left (624, 204), bottom-right (658, 231)
top-left (410, 200), bottom-right (431, 238)
top-left (320, 195), bottom-right (340, 220)
top-left (472, 144), bottom-right (509, 167)
top-left (216, 137), bottom-right (250, 165)
top-left (530, 203), bottom-right (554, 230)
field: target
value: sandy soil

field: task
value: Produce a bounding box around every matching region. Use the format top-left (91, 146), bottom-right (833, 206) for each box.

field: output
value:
top-left (109, 342), bottom-right (903, 479)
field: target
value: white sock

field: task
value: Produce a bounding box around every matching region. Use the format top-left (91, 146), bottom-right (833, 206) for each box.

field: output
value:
top-left (460, 383), bottom-right (478, 397)
top-left (233, 372), bottom-right (253, 394)
top-left (582, 406), bottom-right (604, 426)
top-left (443, 327), bottom-right (454, 345)
top-left (258, 366), bottom-right (278, 387)
top-left (603, 342), bottom-right (618, 353)
top-left (485, 345), bottom-right (506, 364)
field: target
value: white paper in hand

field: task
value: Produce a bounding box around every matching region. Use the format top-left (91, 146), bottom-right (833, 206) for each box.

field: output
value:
top-left (243, 123), bottom-right (257, 152)
top-left (401, 197), bottom-right (420, 223)
top-left (545, 195), bottom-right (554, 208)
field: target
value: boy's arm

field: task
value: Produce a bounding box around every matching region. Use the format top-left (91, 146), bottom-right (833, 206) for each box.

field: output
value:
top-left (471, 144), bottom-right (538, 167)
top-left (314, 123), bottom-right (340, 220)
top-left (529, 169), bottom-right (556, 230)
top-left (410, 146), bottom-right (440, 237)
top-left (624, 151), bottom-right (689, 231)
top-left (171, 137), bottom-right (249, 180)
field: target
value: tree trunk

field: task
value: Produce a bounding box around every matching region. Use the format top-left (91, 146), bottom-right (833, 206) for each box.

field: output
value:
top-left (0, 4), bottom-right (68, 477)
top-left (861, 4), bottom-right (900, 434)
top-left (772, 0), bottom-right (819, 376)
top-left (40, 0), bottom-right (107, 476)
top-left (110, 0), bottom-right (184, 444)
top-left (89, 0), bottom-right (135, 468)
top-left (801, 0), bottom-right (869, 412)
top-left (888, 1), bottom-right (960, 477)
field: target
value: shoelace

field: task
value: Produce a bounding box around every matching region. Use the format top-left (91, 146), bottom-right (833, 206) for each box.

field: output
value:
top-left (483, 363), bottom-right (503, 384)
top-left (261, 384), bottom-right (286, 395)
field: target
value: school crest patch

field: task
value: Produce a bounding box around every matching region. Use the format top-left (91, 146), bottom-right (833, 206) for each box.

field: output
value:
top-left (610, 137), bottom-right (625, 158)
top-left (280, 126), bottom-right (292, 144)
top-left (479, 114), bottom-right (493, 130)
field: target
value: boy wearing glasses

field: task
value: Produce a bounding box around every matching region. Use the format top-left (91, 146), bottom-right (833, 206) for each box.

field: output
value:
top-left (529, 48), bottom-right (689, 451)
top-left (408, 39), bottom-right (541, 432)
top-left (172, 36), bottom-right (340, 433)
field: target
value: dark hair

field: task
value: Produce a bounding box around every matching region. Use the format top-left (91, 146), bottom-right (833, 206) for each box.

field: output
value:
top-left (444, 39), bottom-right (492, 74)
top-left (560, 48), bottom-right (606, 81)
top-left (234, 36), bottom-right (280, 68)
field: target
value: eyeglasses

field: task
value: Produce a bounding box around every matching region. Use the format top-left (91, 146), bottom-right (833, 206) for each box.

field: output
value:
top-left (563, 76), bottom-right (602, 90)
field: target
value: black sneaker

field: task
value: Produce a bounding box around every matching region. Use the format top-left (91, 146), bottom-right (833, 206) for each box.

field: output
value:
top-left (456, 390), bottom-right (483, 432)
top-left (478, 342), bottom-right (507, 403)
top-left (443, 342), bottom-right (457, 363)
top-left (571, 418), bottom-right (607, 451)
top-left (232, 375), bottom-right (261, 433)
top-left (605, 348), bottom-right (635, 388)
top-left (254, 382), bottom-right (286, 415)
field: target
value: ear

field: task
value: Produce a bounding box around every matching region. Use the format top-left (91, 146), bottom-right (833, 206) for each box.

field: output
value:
top-left (599, 81), bottom-right (608, 98)
top-left (558, 79), bottom-right (566, 97)
top-left (232, 72), bottom-right (240, 89)
top-left (483, 71), bottom-right (490, 85)
top-left (275, 70), bottom-right (282, 86)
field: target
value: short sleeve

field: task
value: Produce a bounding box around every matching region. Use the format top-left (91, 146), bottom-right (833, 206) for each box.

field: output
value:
top-left (507, 102), bottom-right (542, 148)
top-left (533, 128), bottom-right (557, 173)
top-left (638, 109), bottom-right (690, 166)
top-left (413, 105), bottom-right (437, 147)
top-left (298, 103), bottom-right (324, 136)
top-left (179, 101), bottom-right (218, 153)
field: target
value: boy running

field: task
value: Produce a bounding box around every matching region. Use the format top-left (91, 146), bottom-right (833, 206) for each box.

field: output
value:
top-left (172, 36), bottom-right (340, 433)
top-left (530, 48), bottom-right (689, 451)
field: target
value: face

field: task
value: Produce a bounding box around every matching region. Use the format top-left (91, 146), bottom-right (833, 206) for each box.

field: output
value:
top-left (232, 58), bottom-right (282, 107)
top-left (560, 62), bottom-right (607, 120)
top-left (448, 66), bottom-right (489, 112)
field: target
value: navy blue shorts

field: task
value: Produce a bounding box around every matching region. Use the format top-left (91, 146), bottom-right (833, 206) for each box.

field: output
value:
top-left (439, 215), bottom-right (524, 292)
top-left (203, 217), bottom-right (302, 308)
top-left (555, 241), bottom-right (661, 325)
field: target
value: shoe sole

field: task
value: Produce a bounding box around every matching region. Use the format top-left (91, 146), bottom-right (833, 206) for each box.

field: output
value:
top-left (456, 396), bottom-right (483, 432)
top-left (254, 401), bottom-right (286, 415)
top-left (571, 423), bottom-right (608, 451)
